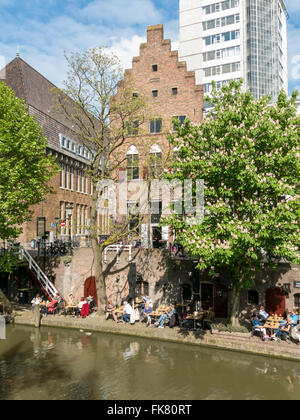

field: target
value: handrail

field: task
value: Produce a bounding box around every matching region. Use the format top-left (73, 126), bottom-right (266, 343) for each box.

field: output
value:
top-left (104, 244), bottom-right (132, 263)
top-left (17, 246), bottom-right (59, 300)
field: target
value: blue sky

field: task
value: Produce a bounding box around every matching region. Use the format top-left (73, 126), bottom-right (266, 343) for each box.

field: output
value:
top-left (0, 0), bottom-right (299, 94)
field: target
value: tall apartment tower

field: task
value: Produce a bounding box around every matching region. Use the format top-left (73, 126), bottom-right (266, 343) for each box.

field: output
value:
top-left (179, 0), bottom-right (288, 101)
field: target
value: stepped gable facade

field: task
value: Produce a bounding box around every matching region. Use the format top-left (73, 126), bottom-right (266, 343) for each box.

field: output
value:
top-left (118, 24), bottom-right (204, 247)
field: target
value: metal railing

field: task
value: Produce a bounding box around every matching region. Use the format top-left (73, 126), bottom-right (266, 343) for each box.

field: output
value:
top-left (104, 244), bottom-right (132, 264)
top-left (18, 246), bottom-right (59, 300)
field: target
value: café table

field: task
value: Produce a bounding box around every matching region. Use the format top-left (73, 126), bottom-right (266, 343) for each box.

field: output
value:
top-left (65, 305), bottom-right (79, 316)
top-left (263, 315), bottom-right (284, 336)
top-left (115, 306), bottom-right (125, 319)
top-left (185, 312), bottom-right (205, 330)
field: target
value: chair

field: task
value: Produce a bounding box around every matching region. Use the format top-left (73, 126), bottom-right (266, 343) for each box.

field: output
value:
top-left (47, 300), bottom-right (58, 315)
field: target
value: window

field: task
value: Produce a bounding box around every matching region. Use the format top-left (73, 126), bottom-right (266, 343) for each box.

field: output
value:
top-left (65, 165), bottom-right (69, 189)
top-left (152, 64), bottom-right (158, 72)
top-left (172, 87), bottom-right (178, 95)
top-left (69, 167), bottom-right (73, 190)
top-left (127, 146), bottom-right (139, 180)
top-left (152, 90), bottom-right (158, 98)
top-left (60, 163), bottom-right (64, 188)
top-left (151, 200), bottom-right (162, 224)
top-left (149, 143), bottom-right (162, 179)
top-left (136, 279), bottom-right (149, 296)
top-left (173, 115), bottom-right (186, 131)
top-left (294, 294), bottom-right (300, 309)
top-left (150, 118), bottom-right (162, 133)
top-left (248, 290), bottom-right (259, 305)
top-left (127, 120), bottom-right (139, 136)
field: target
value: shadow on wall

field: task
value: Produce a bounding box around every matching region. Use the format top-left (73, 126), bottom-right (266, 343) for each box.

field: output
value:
top-left (239, 263), bottom-right (292, 328)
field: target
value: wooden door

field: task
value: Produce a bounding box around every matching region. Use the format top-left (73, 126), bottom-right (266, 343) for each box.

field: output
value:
top-left (84, 276), bottom-right (98, 304)
top-left (214, 284), bottom-right (228, 318)
top-left (266, 287), bottom-right (286, 315)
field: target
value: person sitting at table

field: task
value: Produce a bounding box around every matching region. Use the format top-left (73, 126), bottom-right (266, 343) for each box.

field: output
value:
top-left (122, 300), bottom-right (134, 323)
top-left (275, 311), bottom-right (299, 340)
top-left (259, 306), bottom-right (269, 323)
top-left (143, 303), bottom-right (153, 327)
top-left (181, 306), bottom-right (195, 330)
top-left (78, 297), bottom-right (90, 319)
top-left (106, 300), bottom-right (118, 323)
top-left (252, 313), bottom-right (267, 340)
top-left (271, 314), bottom-right (292, 341)
top-left (67, 294), bottom-right (73, 305)
top-left (86, 295), bottom-right (96, 311)
top-left (202, 307), bottom-right (215, 330)
top-left (141, 294), bottom-right (152, 311)
top-left (289, 309), bottom-right (298, 327)
top-left (155, 304), bottom-right (176, 329)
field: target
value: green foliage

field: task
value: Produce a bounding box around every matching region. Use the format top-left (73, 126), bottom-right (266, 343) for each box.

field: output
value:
top-left (165, 81), bottom-right (300, 293)
top-left (0, 82), bottom-right (58, 269)
top-left (0, 251), bottom-right (20, 274)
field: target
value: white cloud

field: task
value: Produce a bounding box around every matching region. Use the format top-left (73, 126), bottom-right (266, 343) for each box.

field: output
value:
top-left (80, 0), bottom-right (163, 26)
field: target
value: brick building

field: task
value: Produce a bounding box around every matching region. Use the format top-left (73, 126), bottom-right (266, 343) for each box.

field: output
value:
top-left (1, 57), bottom-right (110, 247)
top-left (117, 25), bottom-right (204, 247)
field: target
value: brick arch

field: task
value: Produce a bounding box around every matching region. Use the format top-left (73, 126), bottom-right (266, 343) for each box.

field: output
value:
top-left (84, 276), bottom-right (98, 303)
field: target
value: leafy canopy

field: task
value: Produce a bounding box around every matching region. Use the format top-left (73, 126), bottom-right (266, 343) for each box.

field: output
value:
top-left (165, 81), bottom-right (300, 291)
top-left (0, 81), bottom-right (58, 270)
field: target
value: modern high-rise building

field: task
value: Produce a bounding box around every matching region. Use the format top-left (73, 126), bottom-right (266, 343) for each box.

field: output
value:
top-left (179, 0), bottom-right (288, 101)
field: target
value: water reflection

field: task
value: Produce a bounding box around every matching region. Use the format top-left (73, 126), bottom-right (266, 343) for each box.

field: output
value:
top-left (0, 325), bottom-right (299, 400)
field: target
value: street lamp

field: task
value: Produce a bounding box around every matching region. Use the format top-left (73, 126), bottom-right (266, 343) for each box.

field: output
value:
top-left (65, 203), bottom-right (74, 253)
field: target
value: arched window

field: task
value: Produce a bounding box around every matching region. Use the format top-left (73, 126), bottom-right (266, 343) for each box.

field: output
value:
top-left (294, 294), bottom-right (300, 309)
top-left (149, 144), bottom-right (162, 178)
top-left (127, 146), bottom-right (139, 180)
top-left (248, 290), bottom-right (259, 305)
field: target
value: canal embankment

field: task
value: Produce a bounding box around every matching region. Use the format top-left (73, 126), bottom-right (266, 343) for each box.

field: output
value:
top-left (13, 308), bottom-right (300, 362)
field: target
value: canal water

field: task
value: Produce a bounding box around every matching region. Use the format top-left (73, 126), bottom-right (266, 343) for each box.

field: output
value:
top-left (0, 324), bottom-right (299, 400)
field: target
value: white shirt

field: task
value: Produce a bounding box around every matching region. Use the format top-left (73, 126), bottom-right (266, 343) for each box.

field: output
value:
top-left (123, 303), bottom-right (134, 315)
top-left (78, 301), bottom-right (88, 309)
top-left (31, 297), bottom-right (42, 305)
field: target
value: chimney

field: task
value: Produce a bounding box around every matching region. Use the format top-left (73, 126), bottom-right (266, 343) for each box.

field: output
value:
top-left (147, 24), bottom-right (164, 45)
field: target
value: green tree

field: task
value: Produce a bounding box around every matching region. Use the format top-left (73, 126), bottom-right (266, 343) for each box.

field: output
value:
top-left (0, 82), bottom-right (58, 275)
top-left (165, 81), bottom-right (300, 325)
top-left (53, 48), bottom-right (149, 313)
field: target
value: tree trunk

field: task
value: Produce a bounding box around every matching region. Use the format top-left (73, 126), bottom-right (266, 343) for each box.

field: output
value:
top-left (0, 288), bottom-right (13, 314)
top-left (230, 289), bottom-right (240, 327)
top-left (92, 243), bottom-right (107, 314)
